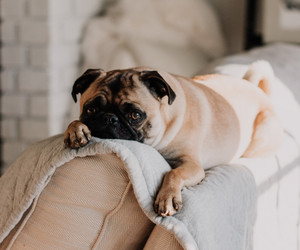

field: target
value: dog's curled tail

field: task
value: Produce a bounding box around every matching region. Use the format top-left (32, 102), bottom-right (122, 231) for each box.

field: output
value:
top-left (243, 60), bottom-right (274, 96)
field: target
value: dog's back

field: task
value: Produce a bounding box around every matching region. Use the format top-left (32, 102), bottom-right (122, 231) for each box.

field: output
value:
top-left (192, 60), bottom-right (282, 160)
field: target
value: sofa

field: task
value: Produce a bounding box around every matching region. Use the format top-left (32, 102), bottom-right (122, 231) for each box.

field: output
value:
top-left (1, 43), bottom-right (300, 250)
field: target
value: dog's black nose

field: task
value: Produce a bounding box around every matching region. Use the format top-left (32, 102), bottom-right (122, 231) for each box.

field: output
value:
top-left (103, 113), bottom-right (119, 126)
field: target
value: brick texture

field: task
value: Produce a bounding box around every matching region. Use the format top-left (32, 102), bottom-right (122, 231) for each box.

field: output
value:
top-left (19, 69), bottom-right (48, 92)
top-left (1, 95), bottom-right (28, 116)
top-left (1, 0), bottom-right (105, 171)
top-left (20, 20), bottom-right (49, 44)
top-left (1, 22), bottom-right (17, 43)
top-left (20, 119), bottom-right (48, 140)
top-left (1, 119), bottom-right (18, 140)
top-left (29, 95), bottom-right (48, 117)
top-left (1, 46), bottom-right (26, 67)
top-left (28, 0), bottom-right (48, 17)
top-left (1, 0), bottom-right (25, 19)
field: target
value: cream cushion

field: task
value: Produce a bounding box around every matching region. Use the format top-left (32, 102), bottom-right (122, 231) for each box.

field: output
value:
top-left (2, 154), bottom-right (156, 249)
top-left (144, 226), bottom-right (183, 250)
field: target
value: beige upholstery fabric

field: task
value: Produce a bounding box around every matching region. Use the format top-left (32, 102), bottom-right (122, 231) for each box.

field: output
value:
top-left (144, 226), bottom-right (183, 250)
top-left (4, 154), bottom-right (155, 249)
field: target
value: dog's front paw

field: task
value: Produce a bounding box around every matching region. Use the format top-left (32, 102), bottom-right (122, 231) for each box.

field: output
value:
top-left (64, 120), bottom-right (92, 149)
top-left (154, 186), bottom-right (182, 217)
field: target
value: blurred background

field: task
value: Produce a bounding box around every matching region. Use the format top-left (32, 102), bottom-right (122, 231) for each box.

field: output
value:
top-left (1, 0), bottom-right (300, 172)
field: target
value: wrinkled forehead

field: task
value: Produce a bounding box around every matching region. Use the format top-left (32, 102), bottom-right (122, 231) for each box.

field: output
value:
top-left (97, 70), bottom-right (140, 96)
top-left (80, 69), bottom-right (147, 107)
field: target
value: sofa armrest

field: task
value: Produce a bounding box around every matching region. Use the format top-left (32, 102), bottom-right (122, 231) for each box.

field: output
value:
top-left (1, 154), bottom-right (155, 249)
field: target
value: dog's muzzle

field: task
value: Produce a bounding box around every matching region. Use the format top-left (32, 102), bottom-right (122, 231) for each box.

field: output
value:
top-left (83, 112), bottom-right (143, 142)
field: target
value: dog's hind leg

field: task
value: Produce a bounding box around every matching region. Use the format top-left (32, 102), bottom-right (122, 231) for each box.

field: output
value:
top-left (242, 109), bottom-right (283, 158)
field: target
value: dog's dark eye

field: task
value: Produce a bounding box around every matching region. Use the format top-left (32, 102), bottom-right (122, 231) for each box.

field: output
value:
top-left (130, 112), bottom-right (141, 120)
top-left (128, 111), bottom-right (142, 123)
top-left (86, 106), bottom-right (98, 115)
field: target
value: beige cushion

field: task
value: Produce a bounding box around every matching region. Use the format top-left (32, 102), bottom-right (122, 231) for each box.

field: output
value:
top-left (144, 226), bottom-right (183, 250)
top-left (3, 154), bottom-right (155, 249)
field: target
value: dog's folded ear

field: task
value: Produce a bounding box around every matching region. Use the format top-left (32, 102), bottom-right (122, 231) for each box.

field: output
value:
top-left (71, 69), bottom-right (106, 102)
top-left (140, 71), bottom-right (176, 105)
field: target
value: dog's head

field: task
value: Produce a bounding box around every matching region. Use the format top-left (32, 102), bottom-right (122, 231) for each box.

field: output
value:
top-left (71, 68), bottom-right (176, 144)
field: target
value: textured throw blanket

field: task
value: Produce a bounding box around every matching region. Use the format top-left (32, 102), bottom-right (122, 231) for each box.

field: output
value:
top-left (0, 135), bottom-right (257, 250)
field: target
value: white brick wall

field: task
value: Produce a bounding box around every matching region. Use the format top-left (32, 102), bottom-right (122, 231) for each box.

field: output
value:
top-left (19, 70), bottom-right (48, 92)
top-left (1, 95), bottom-right (28, 116)
top-left (29, 96), bottom-right (48, 117)
top-left (28, 0), bottom-right (48, 17)
top-left (20, 119), bottom-right (48, 140)
top-left (1, 22), bottom-right (17, 43)
top-left (1, 46), bottom-right (27, 67)
top-left (1, 0), bottom-right (105, 173)
top-left (1, 0), bottom-right (25, 19)
top-left (20, 20), bottom-right (49, 44)
top-left (1, 119), bottom-right (18, 140)
top-left (1, 71), bottom-right (17, 91)
top-left (29, 47), bottom-right (49, 68)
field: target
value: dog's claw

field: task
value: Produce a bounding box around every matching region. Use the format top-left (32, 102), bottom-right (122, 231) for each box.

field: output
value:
top-left (173, 198), bottom-right (182, 211)
top-left (160, 209), bottom-right (169, 217)
top-left (73, 140), bottom-right (80, 148)
top-left (154, 204), bottom-right (159, 214)
top-left (64, 138), bottom-right (70, 148)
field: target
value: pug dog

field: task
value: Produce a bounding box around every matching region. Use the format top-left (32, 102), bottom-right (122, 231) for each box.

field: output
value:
top-left (64, 61), bottom-right (283, 217)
